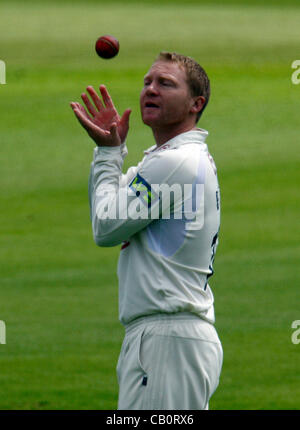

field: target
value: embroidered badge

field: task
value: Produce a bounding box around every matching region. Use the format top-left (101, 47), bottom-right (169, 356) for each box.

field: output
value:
top-left (129, 173), bottom-right (159, 208)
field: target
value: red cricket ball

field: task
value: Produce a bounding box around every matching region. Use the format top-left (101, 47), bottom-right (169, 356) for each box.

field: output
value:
top-left (95, 35), bottom-right (119, 59)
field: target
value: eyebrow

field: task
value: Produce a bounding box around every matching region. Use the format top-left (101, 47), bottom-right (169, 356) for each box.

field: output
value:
top-left (143, 73), bottom-right (177, 82)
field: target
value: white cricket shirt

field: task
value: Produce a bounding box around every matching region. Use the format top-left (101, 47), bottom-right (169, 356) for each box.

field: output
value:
top-left (88, 129), bottom-right (221, 326)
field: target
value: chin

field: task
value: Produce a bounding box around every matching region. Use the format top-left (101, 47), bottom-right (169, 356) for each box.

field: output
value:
top-left (142, 115), bottom-right (159, 127)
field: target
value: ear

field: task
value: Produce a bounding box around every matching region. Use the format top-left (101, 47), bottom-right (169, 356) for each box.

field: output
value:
top-left (190, 96), bottom-right (205, 115)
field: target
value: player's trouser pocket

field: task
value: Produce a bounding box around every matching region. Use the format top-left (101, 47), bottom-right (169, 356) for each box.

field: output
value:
top-left (117, 314), bottom-right (223, 410)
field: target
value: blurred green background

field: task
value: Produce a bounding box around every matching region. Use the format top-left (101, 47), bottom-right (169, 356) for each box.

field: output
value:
top-left (0, 0), bottom-right (299, 409)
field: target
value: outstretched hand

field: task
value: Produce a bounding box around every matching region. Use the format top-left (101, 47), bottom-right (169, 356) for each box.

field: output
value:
top-left (70, 85), bottom-right (131, 147)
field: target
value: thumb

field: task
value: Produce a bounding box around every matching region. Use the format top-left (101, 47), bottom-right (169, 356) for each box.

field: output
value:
top-left (110, 122), bottom-right (118, 136)
top-left (109, 122), bottom-right (121, 146)
top-left (120, 108), bottom-right (132, 127)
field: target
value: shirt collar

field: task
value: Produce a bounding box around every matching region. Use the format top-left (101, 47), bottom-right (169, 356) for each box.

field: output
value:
top-left (143, 128), bottom-right (209, 154)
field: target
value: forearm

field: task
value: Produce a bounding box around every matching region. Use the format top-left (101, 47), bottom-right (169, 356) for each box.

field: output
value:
top-left (89, 146), bottom-right (124, 246)
top-left (89, 146), bottom-right (151, 247)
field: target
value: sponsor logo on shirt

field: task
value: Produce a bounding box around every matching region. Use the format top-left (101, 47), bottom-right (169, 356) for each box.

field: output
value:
top-left (129, 173), bottom-right (159, 209)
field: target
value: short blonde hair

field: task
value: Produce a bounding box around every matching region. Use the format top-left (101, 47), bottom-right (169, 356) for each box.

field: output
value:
top-left (155, 51), bottom-right (210, 122)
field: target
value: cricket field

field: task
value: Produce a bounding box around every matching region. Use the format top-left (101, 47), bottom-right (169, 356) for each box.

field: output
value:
top-left (0, 0), bottom-right (299, 409)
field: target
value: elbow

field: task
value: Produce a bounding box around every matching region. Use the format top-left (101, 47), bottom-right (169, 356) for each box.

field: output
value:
top-left (93, 234), bottom-right (118, 247)
top-left (92, 217), bottom-right (125, 247)
top-left (93, 228), bottom-right (123, 247)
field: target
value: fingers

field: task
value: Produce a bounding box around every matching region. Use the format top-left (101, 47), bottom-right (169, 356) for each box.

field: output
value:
top-left (99, 85), bottom-right (116, 110)
top-left (70, 84), bottom-right (123, 145)
top-left (70, 103), bottom-right (108, 136)
top-left (83, 85), bottom-right (117, 114)
top-left (70, 102), bottom-right (93, 122)
top-left (71, 105), bottom-right (93, 130)
top-left (81, 93), bottom-right (97, 117)
top-left (86, 86), bottom-right (104, 111)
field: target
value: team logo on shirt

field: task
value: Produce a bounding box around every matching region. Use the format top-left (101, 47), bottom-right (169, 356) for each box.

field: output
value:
top-left (129, 174), bottom-right (159, 209)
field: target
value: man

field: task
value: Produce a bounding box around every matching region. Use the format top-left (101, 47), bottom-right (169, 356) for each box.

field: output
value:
top-left (70, 52), bottom-right (223, 410)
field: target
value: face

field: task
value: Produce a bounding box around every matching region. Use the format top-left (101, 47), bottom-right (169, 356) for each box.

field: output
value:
top-left (140, 61), bottom-right (196, 130)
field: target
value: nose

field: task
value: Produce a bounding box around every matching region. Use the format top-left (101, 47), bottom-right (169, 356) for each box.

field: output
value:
top-left (145, 82), bottom-right (159, 96)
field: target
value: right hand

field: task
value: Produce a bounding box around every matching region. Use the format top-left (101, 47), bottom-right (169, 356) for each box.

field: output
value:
top-left (70, 85), bottom-right (131, 147)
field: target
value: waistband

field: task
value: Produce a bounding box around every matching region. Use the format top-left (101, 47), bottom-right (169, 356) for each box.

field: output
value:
top-left (124, 312), bottom-right (207, 334)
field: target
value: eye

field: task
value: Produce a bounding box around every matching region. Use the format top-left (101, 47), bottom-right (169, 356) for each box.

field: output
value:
top-left (161, 79), bottom-right (174, 87)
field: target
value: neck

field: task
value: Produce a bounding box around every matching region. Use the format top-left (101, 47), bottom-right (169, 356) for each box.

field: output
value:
top-left (152, 122), bottom-right (197, 147)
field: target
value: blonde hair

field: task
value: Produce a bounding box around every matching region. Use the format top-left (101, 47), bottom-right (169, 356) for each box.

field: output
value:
top-left (155, 52), bottom-right (210, 122)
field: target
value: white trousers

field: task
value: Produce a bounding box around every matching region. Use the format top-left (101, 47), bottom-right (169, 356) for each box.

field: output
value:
top-left (117, 313), bottom-right (223, 410)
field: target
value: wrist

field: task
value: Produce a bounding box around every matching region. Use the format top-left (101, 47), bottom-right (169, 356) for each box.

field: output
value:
top-left (94, 145), bottom-right (122, 156)
top-left (95, 142), bottom-right (120, 147)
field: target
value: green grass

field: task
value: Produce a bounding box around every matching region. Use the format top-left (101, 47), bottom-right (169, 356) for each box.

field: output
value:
top-left (1, 0), bottom-right (300, 410)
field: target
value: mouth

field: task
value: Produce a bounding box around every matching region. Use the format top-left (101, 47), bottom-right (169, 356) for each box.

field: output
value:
top-left (144, 102), bottom-right (160, 109)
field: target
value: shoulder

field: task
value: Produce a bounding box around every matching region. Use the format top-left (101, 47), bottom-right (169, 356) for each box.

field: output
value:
top-left (138, 144), bottom-right (202, 186)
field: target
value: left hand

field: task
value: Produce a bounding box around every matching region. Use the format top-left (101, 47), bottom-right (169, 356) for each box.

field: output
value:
top-left (70, 85), bottom-right (131, 147)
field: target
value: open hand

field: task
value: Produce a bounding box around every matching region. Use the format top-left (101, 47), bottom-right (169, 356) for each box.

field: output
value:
top-left (70, 85), bottom-right (131, 147)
